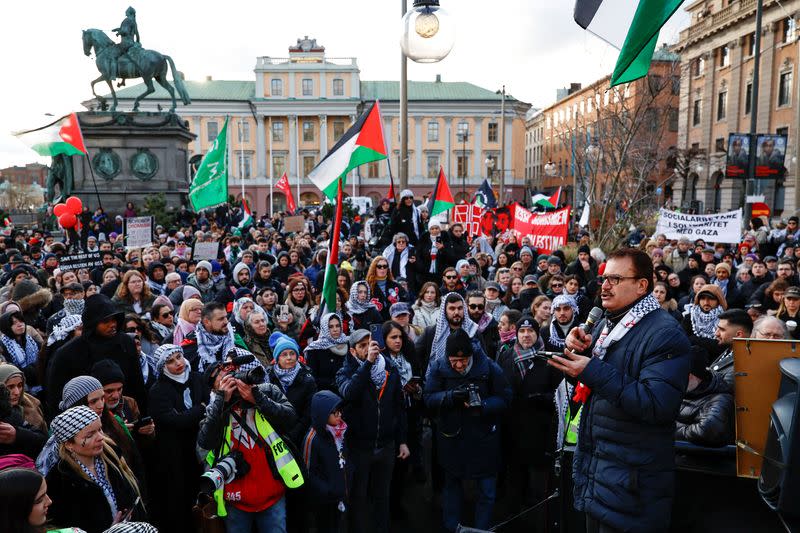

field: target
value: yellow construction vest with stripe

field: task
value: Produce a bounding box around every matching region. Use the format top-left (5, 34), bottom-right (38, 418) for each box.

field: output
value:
top-left (565, 404), bottom-right (582, 446)
top-left (205, 410), bottom-right (304, 517)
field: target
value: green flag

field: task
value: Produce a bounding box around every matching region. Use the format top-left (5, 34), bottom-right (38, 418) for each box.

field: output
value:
top-left (189, 118), bottom-right (229, 211)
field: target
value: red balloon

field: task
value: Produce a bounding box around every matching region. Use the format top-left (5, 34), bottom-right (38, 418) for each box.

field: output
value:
top-left (66, 196), bottom-right (83, 215)
top-left (58, 212), bottom-right (77, 229)
top-left (53, 203), bottom-right (68, 217)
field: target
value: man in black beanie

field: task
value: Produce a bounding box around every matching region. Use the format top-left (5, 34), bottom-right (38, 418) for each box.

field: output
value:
top-left (424, 328), bottom-right (511, 532)
top-left (565, 244), bottom-right (598, 287)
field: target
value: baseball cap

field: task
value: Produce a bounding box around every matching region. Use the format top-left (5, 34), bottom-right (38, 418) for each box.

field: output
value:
top-left (349, 329), bottom-right (371, 347)
top-left (786, 287), bottom-right (800, 299)
top-left (523, 275), bottom-right (537, 285)
top-left (485, 281), bottom-right (502, 292)
top-left (390, 302), bottom-right (411, 317)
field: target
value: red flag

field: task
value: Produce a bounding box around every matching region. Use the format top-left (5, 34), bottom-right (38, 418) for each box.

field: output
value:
top-left (276, 172), bottom-right (296, 213)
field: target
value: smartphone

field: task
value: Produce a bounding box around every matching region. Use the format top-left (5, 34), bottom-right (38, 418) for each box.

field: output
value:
top-left (279, 305), bottom-right (289, 321)
top-left (119, 497), bottom-right (140, 522)
top-left (370, 323), bottom-right (385, 350)
top-left (133, 416), bottom-right (152, 430)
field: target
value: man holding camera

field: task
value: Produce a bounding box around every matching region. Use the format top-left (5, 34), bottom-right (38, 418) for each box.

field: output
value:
top-left (424, 328), bottom-right (511, 533)
top-left (197, 348), bottom-right (303, 533)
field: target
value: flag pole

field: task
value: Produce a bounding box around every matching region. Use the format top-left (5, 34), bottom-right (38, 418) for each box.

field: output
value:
top-left (81, 150), bottom-right (104, 212)
top-left (377, 100), bottom-right (395, 202)
top-left (268, 116), bottom-right (274, 218)
top-left (238, 118), bottom-right (245, 202)
top-left (295, 118), bottom-right (301, 211)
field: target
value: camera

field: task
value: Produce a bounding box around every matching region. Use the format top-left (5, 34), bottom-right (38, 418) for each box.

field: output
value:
top-left (198, 450), bottom-right (250, 497)
top-left (210, 352), bottom-right (267, 387)
top-left (466, 383), bottom-right (482, 408)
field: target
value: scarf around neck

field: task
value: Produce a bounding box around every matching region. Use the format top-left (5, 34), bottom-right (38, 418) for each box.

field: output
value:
top-left (431, 293), bottom-right (479, 361)
top-left (274, 363), bottom-right (301, 390)
top-left (305, 312), bottom-right (349, 352)
top-left (390, 352), bottom-right (413, 385)
top-left (690, 304), bottom-right (724, 339)
top-left (346, 282), bottom-right (377, 315)
top-left (592, 294), bottom-right (660, 360)
top-left (359, 354), bottom-right (387, 388)
top-left (195, 322), bottom-right (235, 371)
top-left (0, 333), bottom-right (38, 369)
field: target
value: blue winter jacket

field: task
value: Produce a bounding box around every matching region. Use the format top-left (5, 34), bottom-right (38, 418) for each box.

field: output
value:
top-left (573, 308), bottom-right (691, 533)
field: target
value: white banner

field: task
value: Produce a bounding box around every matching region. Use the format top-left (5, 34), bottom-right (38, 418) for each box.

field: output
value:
top-left (124, 216), bottom-right (153, 250)
top-left (192, 241), bottom-right (220, 260)
top-left (656, 208), bottom-right (742, 243)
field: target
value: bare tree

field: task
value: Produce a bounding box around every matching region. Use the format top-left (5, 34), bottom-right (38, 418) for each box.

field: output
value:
top-left (0, 183), bottom-right (45, 211)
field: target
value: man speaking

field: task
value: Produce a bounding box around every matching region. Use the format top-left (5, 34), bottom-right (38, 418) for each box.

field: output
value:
top-left (549, 248), bottom-right (690, 533)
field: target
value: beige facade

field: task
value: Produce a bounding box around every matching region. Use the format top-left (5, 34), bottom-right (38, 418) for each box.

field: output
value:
top-left (97, 37), bottom-right (530, 215)
top-left (674, 0), bottom-right (799, 215)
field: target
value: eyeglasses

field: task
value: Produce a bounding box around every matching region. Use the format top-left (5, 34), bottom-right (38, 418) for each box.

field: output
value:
top-left (468, 304), bottom-right (485, 310)
top-left (444, 275), bottom-right (457, 280)
top-left (292, 287), bottom-right (306, 293)
top-left (159, 312), bottom-right (173, 319)
top-left (125, 327), bottom-right (141, 333)
top-left (376, 264), bottom-right (389, 269)
top-left (550, 283), bottom-right (564, 288)
top-left (599, 275), bottom-right (639, 286)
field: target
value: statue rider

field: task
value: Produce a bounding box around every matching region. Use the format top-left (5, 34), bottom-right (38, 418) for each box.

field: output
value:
top-left (111, 6), bottom-right (140, 87)
top-left (46, 154), bottom-right (74, 204)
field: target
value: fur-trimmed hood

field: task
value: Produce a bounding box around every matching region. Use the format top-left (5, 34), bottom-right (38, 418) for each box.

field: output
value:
top-left (11, 280), bottom-right (52, 313)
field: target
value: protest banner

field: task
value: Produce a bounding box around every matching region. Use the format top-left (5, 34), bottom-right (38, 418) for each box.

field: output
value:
top-left (124, 216), bottom-right (153, 250)
top-left (283, 215), bottom-right (305, 233)
top-left (192, 241), bottom-right (221, 260)
top-left (452, 203), bottom-right (483, 237)
top-left (59, 252), bottom-right (103, 271)
top-left (510, 204), bottom-right (570, 254)
top-left (656, 208), bottom-right (742, 243)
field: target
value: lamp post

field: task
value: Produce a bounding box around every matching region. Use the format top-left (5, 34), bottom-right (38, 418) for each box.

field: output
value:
top-left (399, 0), bottom-right (455, 191)
top-left (485, 156), bottom-right (496, 188)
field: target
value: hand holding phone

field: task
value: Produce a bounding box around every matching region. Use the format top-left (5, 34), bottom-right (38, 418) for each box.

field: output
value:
top-left (369, 324), bottom-right (385, 350)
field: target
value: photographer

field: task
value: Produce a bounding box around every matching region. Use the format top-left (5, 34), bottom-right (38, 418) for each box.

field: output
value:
top-left (197, 348), bottom-right (302, 533)
top-left (424, 328), bottom-right (511, 533)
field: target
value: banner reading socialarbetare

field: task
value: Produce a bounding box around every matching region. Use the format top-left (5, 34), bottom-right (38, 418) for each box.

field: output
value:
top-left (656, 208), bottom-right (742, 243)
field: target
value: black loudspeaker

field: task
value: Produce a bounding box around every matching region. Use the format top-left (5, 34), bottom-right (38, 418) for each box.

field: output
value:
top-left (759, 358), bottom-right (800, 514)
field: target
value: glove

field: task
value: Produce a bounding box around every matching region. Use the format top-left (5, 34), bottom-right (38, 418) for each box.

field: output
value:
top-left (451, 385), bottom-right (470, 404)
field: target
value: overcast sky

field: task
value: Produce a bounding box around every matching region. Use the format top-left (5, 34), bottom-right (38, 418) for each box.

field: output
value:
top-left (0, 0), bottom-right (691, 168)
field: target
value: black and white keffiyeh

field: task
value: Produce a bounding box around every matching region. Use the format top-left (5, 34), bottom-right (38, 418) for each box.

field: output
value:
top-left (690, 304), bottom-right (724, 339)
top-left (305, 312), bottom-right (348, 352)
top-left (0, 333), bottom-right (39, 368)
top-left (430, 293), bottom-right (478, 361)
top-left (549, 294), bottom-right (579, 349)
top-left (346, 282), bottom-right (377, 315)
top-left (102, 522), bottom-right (158, 533)
top-left (591, 294), bottom-right (661, 360)
top-left (63, 298), bottom-right (86, 316)
top-left (47, 314), bottom-right (83, 347)
top-left (51, 405), bottom-right (99, 443)
top-left (273, 363), bottom-right (301, 390)
top-left (195, 322), bottom-right (236, 372)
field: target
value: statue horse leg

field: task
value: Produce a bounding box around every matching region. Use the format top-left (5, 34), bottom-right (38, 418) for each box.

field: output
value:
top-left (90, 74), bottom-right (109, 110)
top-left (132, 76), bottom-right (156, 111)
top-left (154, 61), bottom-right (177, 113)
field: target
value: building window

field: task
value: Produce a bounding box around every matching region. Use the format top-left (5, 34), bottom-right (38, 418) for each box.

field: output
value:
top-left (718, 46), bottom-right (729, 68)
top-left (271, 79), bottom-right (283, 96)
top-left (783, 17), bottom-right (796, 44)
top-left (207, 121), bottom-right (218, 142)
top-left (303, 121), bottom-right (315, 142)
top-left (367, 161), bottom-right (379, 178)
top-left (692, 99), bottom-right (701, 126)
top-left (692, 57), bottom-right (704, 77)
top-left (333, 121), bottom-right (345, 141)
top-left (272, 121), bottom-right (284, 142)
top-left (715, 138), bottom-right (725, 153)
top-left (457, 155), bottom-right (468, 177)
top-left (668, 108), bottom-right (679, 131)
top-left (745, 82), bottom-right (753, 114)
top-left (779, 71), bottom-right (793, 106)
top-left (427, 122), bottom-right (439, 142)
top-left (748, 33), bottom-right (756, 56)
top-left (671, 76), bottom-right (680, 95)
top-left (239, 153), bottom-right (253, 178)
top-left (272, 155), bottom-right (286, 178)
top-left (303, 156), bottom-right (315, 177)
top-left (648, 74), bottom-right (664, 94)
top-left (488, 123), bottom-right (498, 143)
top-left (332, 78), bottom-right (344, 96)
top-left (427, 155), bottom-right (440, 178)
top-left (302, 78), bottom-right (313, 96)
top-left (777, 126), bottom-right (789, 137)
top-left (457, 121), bottom-right (469, 141)
top-left (238, 121), bottom-right (250, 143)
top-left (717, 91), bottom-right (727, 121)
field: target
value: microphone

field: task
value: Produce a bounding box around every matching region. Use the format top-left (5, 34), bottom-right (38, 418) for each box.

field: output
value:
top-left (580, 307), bottom-right (604, 335)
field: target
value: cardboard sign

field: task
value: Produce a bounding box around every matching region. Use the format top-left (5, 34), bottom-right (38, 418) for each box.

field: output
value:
top-left (59, 252), bottom-right (103, 271)
top-left (192, 241), bottom-right (220, 261)
top-left (283, 215), bottom-right (305, 233)
top-left (656, 208), bottom-right (742, 243)
top-left (452, 204), bottom-right (483, 237)
top-left (124, 216), bottom-right (153, 250)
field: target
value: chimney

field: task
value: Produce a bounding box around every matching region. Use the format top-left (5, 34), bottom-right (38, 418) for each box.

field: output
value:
top-left (569, 82), bottom-right (582, 94)
top-left (205, 75), bottom-right (213, 82)
top-left (435, 74), bottom-right (442, 83)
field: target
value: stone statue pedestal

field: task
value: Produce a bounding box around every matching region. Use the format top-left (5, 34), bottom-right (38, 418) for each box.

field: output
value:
top-left (71, 111), bottom-right (195, 214)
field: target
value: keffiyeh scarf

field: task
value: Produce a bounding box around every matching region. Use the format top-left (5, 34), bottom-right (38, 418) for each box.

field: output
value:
top-left (195, 322), bottom-right (236, 372)
top-left (76, 456), bottom-right (118, 519)
top-left (273, 364), bottom-right (301, 390)
top-left (549, 295), bottom-right (579, 349)
top-left (359, 354), bottom-right (388, 388)
top-left (305, 312), bottom-right (349, 352)
top-left (0, 333), bottom-right (38, 369)
top-left (390, 353), bottom-right (413, 386)
top-left (63, 298), bottom-right (85, 316)
top-left (47, 314), bottom-right (82, 347)
top-left (430, 293), bottom-right (478, 361)
top-left (690, 304), bottom-right (724, 339)
top-left (149, 320), bottom-right (173, 341)
top-left (346, 282), bottom-right (377, 315)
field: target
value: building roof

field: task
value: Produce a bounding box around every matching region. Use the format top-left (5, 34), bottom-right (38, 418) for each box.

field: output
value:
top-left (105, 79), bottom-right (512, 103)
top-left (652, 43), bottom-right (680, 62)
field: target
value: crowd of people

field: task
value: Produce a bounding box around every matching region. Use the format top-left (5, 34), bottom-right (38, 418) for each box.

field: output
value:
top-left (0, 193), bottom-right (792, 533)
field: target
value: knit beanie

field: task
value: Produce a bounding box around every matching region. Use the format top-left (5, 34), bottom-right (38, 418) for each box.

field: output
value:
top-left (90, 359), bottom-right (126, 386)
top-left (59, 375), bottom-right (103, 411)
top-left (0, 364), bottom-right (23, 386)
top-left (446, 329), bottom-right (473, 358)
top-left (272, 333), bottom-right (300, 359)
top-left (196, 260), bottom-right (212, 274)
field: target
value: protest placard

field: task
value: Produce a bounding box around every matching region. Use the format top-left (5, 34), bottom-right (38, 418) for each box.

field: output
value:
top-left (192, 241), bottom-right (220, 260)
top-left (124, 216), bottom-right (153, 250)
top-left (283, 215), bottom-right (305, 233)
top-left (59, 252), bottom-right (103, 271)
top-left (655, 208), bottom-right (742, 243)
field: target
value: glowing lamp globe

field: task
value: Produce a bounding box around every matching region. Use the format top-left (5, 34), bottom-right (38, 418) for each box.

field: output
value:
top-left (400, 0), bottom-right (455, 64)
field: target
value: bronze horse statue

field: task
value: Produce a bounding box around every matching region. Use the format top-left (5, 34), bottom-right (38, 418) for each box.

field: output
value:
top-left (82, 28), bottom-right (191, 112)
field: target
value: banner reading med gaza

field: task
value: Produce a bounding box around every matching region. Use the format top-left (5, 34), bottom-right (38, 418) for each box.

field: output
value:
top-left (656, 208), bottom-right (742, 243)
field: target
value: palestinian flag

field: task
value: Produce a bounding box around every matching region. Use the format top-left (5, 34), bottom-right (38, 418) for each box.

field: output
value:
top-left (238, 198), bottom-right (253, 229)
top-left (574, 0), bottom-right (684, 86)
top-left (426, 167), bottom-right (455, 217)
top-left (320, 178), bottom-right (344, 316)
top-left (532, 187), bottom-right (562, 209)
top-left (14, 113), bottom-right (87, 157)
top-left (309, 101), bottom-right (387, 199)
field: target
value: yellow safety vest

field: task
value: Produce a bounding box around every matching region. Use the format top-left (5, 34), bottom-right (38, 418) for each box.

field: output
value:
top-left (205, 410), bottom-right (304, 517)
top-left (565, 404), bottom-right (582, 446)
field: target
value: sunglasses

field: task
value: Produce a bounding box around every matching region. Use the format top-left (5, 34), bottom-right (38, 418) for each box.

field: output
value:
top-left (468, 304), bottom-right (485, 310)
top-left (160, 312), bottom-right (173, 319)
top-left (445, 275), bottom-right (457, 280)
top-left (125, 327), bottom-right (142, 333)
top-left (376, 264), bottom-right (389, 269)
top-left (551, 283), bottom-right (564, 288)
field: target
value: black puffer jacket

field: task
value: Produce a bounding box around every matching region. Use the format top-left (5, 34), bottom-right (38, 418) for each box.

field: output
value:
top-left (46, 294), bottom-right (148, 415)
top-left (266, 363), bottom-right (317, 448)
top-left (675, 372), bottom-right (734, 447)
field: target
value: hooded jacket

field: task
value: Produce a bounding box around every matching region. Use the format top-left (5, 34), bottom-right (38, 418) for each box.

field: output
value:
top-left (46, 294), bottom-right (148, 415)
top-left (674, 372), bottom-right (734, 447)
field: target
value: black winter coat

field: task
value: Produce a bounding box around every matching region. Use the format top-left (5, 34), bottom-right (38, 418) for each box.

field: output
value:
top-left (424, 348), bottom-right (511, 478)
top-left (266, 364), bottom-right (317, 448)
top-left (46, 458), bottom-right (145, 533)
top-left (674, 373), bottom-right (734, 447)
top-left (350, 308), bottom-right (383, 331)
top-left (46, 294), bottom-right (148, 415)
top-left (305, 347), bottom-right (348, 393)
top-left (573, 309), bottom-right (691, 533)
top-left (440, 231), bottom-right (470, 269)
top-left (335, 353), bottom-right (407, 452)
top-left (370, 280), bottom-right (407, 322)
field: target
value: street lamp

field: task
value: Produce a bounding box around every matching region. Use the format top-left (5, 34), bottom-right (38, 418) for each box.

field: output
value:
top-left (544, 161), bottom-right (557, 177)
top-left (400, 0), bottom-right (456, 63)
top-left (399, 0), bottom-right (455, 192)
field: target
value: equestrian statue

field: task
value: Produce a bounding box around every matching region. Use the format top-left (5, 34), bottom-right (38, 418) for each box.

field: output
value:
top-left (83, 7), bottom-right (191, 112)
